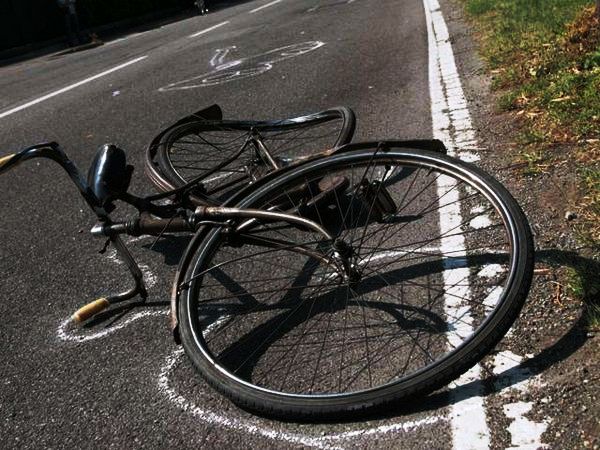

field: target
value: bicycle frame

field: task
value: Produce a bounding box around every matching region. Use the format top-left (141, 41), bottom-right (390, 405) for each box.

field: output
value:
top-left (0, 141), bottom-right (347, 326)
top-left (0, 134), bottom-right (448, 336)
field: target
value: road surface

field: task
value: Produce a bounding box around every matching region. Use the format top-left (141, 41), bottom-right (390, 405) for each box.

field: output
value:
top-left (0, 0), bottom-right (547, 448)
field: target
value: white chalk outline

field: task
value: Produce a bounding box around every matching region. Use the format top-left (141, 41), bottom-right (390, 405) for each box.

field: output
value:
top-left (56, 235), bottom-right (162, 343)
top-left (57, 309), bottom-right (168, 343)
top-left (158, 348), bottom-right (446, 450)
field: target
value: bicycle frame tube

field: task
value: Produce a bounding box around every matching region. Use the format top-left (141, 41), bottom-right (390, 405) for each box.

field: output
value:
top-left (195, 206), bottom-right (334, 241)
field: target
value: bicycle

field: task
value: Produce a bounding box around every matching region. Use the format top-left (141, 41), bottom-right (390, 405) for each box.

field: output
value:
top-left (0, 107), bottom-right (533, 419)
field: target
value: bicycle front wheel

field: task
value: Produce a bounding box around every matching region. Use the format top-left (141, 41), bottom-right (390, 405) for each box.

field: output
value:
top-left (147, 107), bottom-right (355, 204)
top-left (177, 144), bottom-right (533, 418)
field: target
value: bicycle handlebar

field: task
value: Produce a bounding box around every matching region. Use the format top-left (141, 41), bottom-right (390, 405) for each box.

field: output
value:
top-left (0, 153), bottom-right (17, 171)
top-left (0, 142), bottom-right (107, 216)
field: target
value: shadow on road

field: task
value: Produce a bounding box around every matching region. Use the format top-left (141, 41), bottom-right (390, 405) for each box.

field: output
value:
top-left (339, 248), bottom-right (598, 424)
top-left (78, 242), bottom-right (597, 424)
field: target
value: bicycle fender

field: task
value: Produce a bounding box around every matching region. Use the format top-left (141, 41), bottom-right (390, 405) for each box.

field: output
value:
top-left (330, 139), bottom-right (448, 155)
top-left (148, 104), bottom-right (223, 150)
top-left (169, 224), bottom-right (214, 344)
top-left (145, 104), bottom-right (223, 191)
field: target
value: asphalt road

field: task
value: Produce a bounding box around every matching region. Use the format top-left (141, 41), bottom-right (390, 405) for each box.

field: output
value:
top-left (0, 0), bottom-right (545, 449)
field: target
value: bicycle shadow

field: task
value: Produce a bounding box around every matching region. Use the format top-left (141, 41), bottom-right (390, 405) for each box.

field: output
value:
top-left (193, 247), bottom-right (596, 422)
top-left (324, 248), bottom-right (597, 423)
top-left (71, 240), bottom-right (596, 424)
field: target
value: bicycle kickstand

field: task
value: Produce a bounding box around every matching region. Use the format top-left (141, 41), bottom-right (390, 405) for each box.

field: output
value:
top-left (70, 235), bottom-right (148, 324)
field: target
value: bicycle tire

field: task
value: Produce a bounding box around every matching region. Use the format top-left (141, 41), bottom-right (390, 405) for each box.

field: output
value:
top-left (147, 107), bottom-right (355, 205)
top-left (177, 144), bottom-right (534, 418)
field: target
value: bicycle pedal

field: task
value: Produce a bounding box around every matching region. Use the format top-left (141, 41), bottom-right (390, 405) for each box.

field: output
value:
top-left (357, 180), bottom-right (397, 222)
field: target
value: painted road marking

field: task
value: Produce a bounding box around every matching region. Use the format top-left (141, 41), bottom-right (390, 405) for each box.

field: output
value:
top-left (189, 21), bottom-right (230, 38)
top-left (0, 56), bottom-right (147, 119)
top-left (249, 0), bottom-right (282, 14)
top-left (106, 32), bottom-right (144, 45)
top-left (423, 0), bottom-right (490, 448)
top-left (493, 351), bottom-right (548, 448)
top-left (424, 0), bottom-right (550, 448)
top-left (159, 41), bottom-right (325, 91)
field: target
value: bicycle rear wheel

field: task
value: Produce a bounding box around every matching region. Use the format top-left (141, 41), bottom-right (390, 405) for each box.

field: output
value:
top-left (177, 145), bottom-right (534, 418)
top-left (147, 107), bottom-right (355, 205)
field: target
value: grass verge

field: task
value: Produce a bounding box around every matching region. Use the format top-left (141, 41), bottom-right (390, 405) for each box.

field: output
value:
top-left (462, 0), bottom-right (600, 327)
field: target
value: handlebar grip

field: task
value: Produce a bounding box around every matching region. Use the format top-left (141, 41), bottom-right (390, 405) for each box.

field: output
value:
top-left (71, 298), bottom-right (110, 323)
top-left (0, 153), bottom-right (17, 170)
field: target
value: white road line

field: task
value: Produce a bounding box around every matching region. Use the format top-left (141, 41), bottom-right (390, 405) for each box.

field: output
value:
top-left (0, 56), bottom-right (147, 119)
top-left (493, 351), bottom-right (548, 449)
top-left (249, 0), bottom-right (282, 13)
top-left (423, 0), bottom-right (491, 448)
top-left (189, 21), bottom-right (230, 38)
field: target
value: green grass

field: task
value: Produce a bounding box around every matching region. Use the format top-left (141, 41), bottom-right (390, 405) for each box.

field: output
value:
top-left (464, 0), bottom-right (600, 142)
top-left (463, 0), bottom-right (600, 323)
top-left (465, 0), bottom-right (592, 42)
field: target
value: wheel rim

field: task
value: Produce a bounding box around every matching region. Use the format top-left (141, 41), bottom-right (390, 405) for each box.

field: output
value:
top-left (183, 150), bottom-right (526, 399)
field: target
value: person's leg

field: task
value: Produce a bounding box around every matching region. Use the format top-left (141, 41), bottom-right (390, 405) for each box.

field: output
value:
top-left (70, 10), bottom-right (84, 44)
top-left (64, 12), bottom-right (77, 46)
